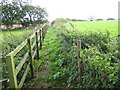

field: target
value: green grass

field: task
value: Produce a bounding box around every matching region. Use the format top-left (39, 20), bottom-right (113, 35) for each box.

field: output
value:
top-left (65, 20), bottom-right (118, 36)
top-left (0, 29), bottom-right (34, 41)
top-left (0, 29), bottom-right (33, 35)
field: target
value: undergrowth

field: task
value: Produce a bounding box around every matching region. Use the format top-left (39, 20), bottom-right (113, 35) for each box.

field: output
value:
top-left (45, 19), bottom-right (120, 88)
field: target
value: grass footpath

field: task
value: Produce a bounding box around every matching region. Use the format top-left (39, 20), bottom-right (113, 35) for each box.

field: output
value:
top-left (24, 27), bottom-right (65, 88)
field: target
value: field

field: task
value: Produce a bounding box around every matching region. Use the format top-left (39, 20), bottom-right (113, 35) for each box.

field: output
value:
top-left (65, 20), bottom-right (118, 36)
top-left (0, 29), bottom-right (34, 41)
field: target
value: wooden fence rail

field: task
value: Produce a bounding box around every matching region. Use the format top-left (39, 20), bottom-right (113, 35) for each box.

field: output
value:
top-left (3, 25), bottom-right (48, 88)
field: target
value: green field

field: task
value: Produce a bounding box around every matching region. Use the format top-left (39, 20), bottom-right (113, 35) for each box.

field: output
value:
top-left (0, 29), bottom-right (34, 41)
top-left (0, 29), bottom-right (33, 35)
top-left (0, 30), bottom-right (32, 35)
top-left (65, 20), bottom-right (118, 37)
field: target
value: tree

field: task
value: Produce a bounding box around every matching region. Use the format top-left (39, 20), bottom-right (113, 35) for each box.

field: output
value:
top-left (96, 19), bottom-right (103, 21)
top-left (1, 1), bottom-right (25, 28)
top-left (107, 18), bottom-right (115, 20)
top-left (1, 1), bottom-right (48, 28)
top-left (1, 2), bottom-right (18, 28)
top-left (21, 5), bottom-right (48, 26)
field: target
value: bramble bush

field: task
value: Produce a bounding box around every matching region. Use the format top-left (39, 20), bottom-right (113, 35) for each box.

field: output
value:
top-left (46, 21), bottom-right (120, 88)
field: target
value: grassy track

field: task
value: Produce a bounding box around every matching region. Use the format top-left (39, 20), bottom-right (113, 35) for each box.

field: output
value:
top-left (24, 27), bottom-right (65, 88)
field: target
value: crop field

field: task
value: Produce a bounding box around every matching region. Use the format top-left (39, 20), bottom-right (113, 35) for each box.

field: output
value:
top-left (65, 20), bottom-right (118, 36)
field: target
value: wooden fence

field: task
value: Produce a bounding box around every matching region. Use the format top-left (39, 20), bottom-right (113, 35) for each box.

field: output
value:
top-left (2, 25), bottom-right (48, 88)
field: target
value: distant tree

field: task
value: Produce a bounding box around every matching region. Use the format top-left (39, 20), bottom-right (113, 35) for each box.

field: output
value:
top-left (107, 18), bottom-right (115, 20)
top-left (96, 19), bottom-right (103, 21)
top-left (32, 7), bottom-right (48, 25)
top-left (71, 19), bottom-right (75, 21)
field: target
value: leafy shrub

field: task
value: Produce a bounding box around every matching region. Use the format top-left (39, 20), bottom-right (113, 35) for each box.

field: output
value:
top-left (46, 22), bottom-right (120, 88)
top-left (107, 18), bottom-right (115, 20)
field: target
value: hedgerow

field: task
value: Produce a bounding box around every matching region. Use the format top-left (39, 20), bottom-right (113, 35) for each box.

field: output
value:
top-left (46, 20), bottom-right (120, 88)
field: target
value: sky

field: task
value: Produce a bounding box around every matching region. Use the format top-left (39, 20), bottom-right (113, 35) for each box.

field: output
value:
top-left (17, 0), bottom-right (120, 21)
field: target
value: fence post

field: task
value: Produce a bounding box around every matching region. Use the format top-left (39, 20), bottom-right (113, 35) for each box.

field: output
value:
top-left (27, 38), bottom-right (34, 77)
top-left (6, 55), bottom-right (18, 88)
top-left (39, 28), bottom-right (42, 49)
top-left (77, 40), bottom-right (82, 86)
top-left (35, 32), bottom-right (40, 59)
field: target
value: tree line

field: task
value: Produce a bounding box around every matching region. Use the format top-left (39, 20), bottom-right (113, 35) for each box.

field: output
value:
top-left (0, 1), bottom-right (48, 28)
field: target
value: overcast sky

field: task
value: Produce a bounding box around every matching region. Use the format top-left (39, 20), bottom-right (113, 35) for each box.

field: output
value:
top-left (22, 0), bottom-right (120, 21)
